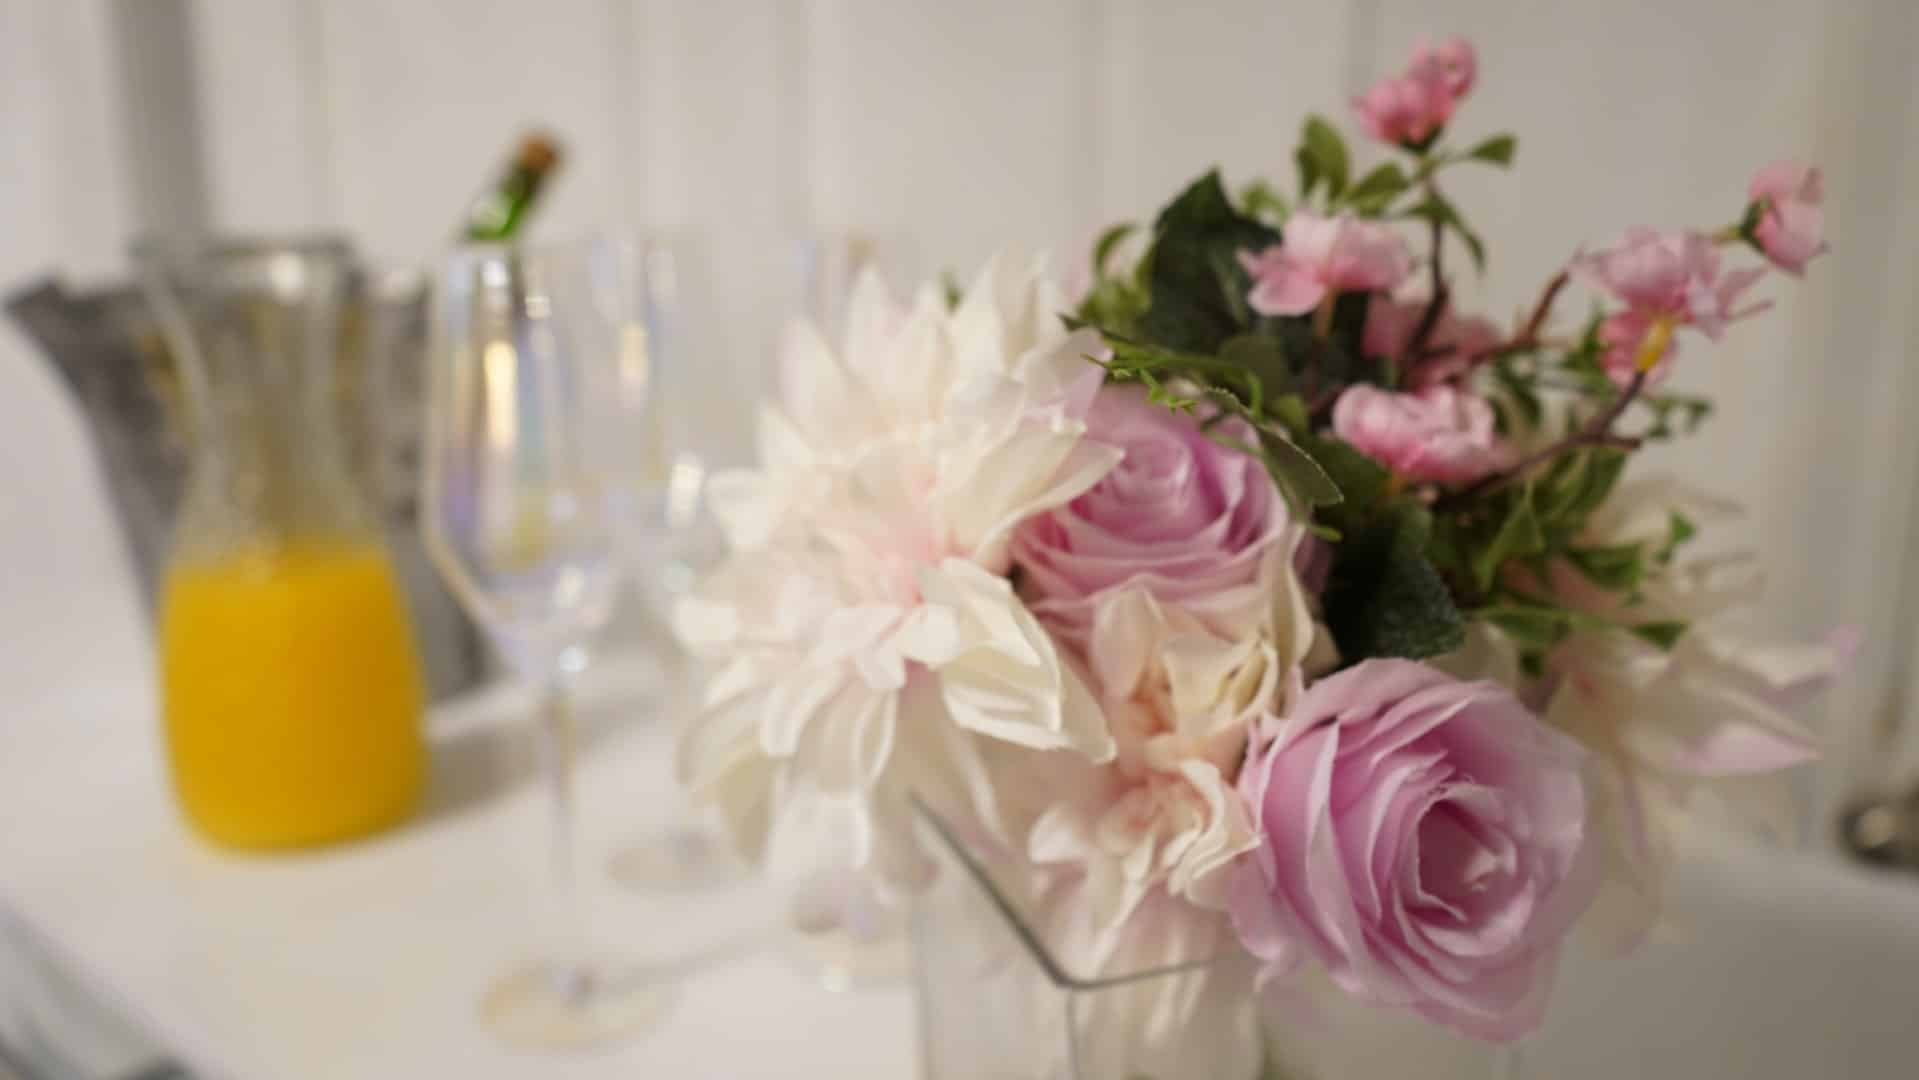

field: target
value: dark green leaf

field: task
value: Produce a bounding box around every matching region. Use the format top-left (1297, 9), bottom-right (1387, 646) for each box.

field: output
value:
top-left (1324, 502), bottom-right (1467, 660)
top-left (1093, 222), bottom-right (1138, 276)
top-left (1136, 170), bottom-right (1281, 355)
top-left (1259, 428), bottom-right (1343, 511)
top-left (1464, 134), bottom-right (1517, 167)
top-left (1218, 334), bottom-right (1294, 400)
top-left (1300, 430), bottom-right (1390, 508)
top-left (1270, 393), bottom-right (1310, 433)
top-left (1631, 620), bottom-right (1689, 650)
top-left (1302, 115), bottom-right (1351, 199)
top-left (1344, 162), bottom-right (1410, 214)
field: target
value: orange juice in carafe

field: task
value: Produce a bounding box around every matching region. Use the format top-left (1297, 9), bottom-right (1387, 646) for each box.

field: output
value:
top-left (160, 541), bottom-right (426, 850)
top-left (139, 238), bottom-right (429, 851)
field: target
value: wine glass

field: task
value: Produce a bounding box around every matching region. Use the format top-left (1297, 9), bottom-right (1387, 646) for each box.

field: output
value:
top-left (421, 242), bottom-right (672, 1048)
top-left (575, 230), bottom-right (748, 894)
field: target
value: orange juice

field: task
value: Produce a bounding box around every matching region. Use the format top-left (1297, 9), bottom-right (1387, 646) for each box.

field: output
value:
top-left (160, 541), bottom-right (427, 850)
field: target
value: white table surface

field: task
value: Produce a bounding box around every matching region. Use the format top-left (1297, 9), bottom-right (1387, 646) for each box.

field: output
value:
top-left (0, 653), bottom-right (917, 1080)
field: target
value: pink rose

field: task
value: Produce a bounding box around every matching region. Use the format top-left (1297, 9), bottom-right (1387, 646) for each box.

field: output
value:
top-left (1239, 213), bottom-right (1413, 317)
top-left (1011, 384), bottom-right (1293, 641)
top-left (1353, 36), bottom-right (1476, 147)
top-left (1362, 294), bottom-right (1502, 388)
top-left (1747, 160), bottom-right (1826, 275)
top-left (1331, 383), bottom-right (1507, 485)
top-left (1570, 228), bottom-right (1769, 385)
top-left (1228, 659), bottom-right (1597, 1041)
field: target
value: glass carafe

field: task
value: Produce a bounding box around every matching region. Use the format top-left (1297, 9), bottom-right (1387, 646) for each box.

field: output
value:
top-left (138, 238), bottom-right (427, 851)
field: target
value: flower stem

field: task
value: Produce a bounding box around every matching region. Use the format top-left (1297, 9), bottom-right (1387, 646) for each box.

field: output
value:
top-left (1312, 294), bottom-right (1336, 339)
top-left (1406, 182), bottom-right (1451, 360)
top-left (1439, 368), bottom-right (1649, 507)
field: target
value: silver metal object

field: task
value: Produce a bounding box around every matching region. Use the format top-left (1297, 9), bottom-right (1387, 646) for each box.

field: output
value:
top-left (5, 235), bottom-right (488, 700)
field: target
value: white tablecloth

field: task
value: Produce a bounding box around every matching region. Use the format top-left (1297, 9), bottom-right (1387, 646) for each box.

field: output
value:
top-left (0, 657), bottom-right (916, 1080)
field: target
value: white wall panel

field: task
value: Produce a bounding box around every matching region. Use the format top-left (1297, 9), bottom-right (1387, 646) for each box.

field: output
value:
top-left (804, 0), bottom-right (1096, 275)
top-left (192, 0), bottom-right (333, 233)
top-left (0, 0), bottom-right (148, 700)
top-left (1092, 0), bottom-right (1352, 228)
top-left (314, 0), bottom-right (625, 266)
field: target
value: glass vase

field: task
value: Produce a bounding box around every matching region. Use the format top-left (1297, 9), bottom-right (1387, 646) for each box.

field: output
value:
top-left (911, 802), bottom-right (1272, 1080)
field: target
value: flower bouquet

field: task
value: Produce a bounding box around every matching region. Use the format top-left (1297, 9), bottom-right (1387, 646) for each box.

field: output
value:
top-left (676, 35), bottom-right (1846, 1077)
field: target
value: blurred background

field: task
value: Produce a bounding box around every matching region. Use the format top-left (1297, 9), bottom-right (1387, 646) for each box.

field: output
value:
top-left (2, 2), bottom-right (1918, 1077)
top-left (4, 0), bottom-right (1915, 831)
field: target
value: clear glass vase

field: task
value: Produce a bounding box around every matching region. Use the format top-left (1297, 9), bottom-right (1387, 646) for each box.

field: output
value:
top-left (911, 802), bottom-right (1269, 1080)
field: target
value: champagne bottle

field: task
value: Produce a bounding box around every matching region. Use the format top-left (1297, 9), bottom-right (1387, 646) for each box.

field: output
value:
top-left (460, 132), bottom-right (563, 242)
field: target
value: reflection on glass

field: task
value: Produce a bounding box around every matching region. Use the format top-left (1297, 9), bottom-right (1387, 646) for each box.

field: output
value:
top-left (422, 242), bottom-right (672, 1049)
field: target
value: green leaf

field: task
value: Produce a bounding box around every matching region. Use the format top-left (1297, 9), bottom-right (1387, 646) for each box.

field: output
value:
top-left (1652, 511), bottom-right (1696, 566)
top-left (1631, 620), bottom-right (1689, 650)
top-left (1471, 486), bottom-right (1547, 591)
top-left (1270, 393), bottom-right (1310, 433)
top-left (1300, 430), bottom-right (1390, 508)
top-left (1218, 334), bottom-right (1294, 398)
top-left (1343, 162), bottom-right (1410, 214)
top-left (1566, 542), bottom-right (1647, 590)
top-left (1294, 146), bottom-right (1321, 202)
top-left (1258, 428), bottom-right (1342, 511)
top-left (1240, 178), bottom-right (1289, 223)
top-left (1093, 222), bottom-right (1138, 276)
top-left (1464, 134), bottom-right (1517, 167)
top-left (1324, 502), bottom-right (1468, 660)
top-left (1136, 170), bottom-right (1281, 355)
top-left (1403, 193), bottom-right (1487, 271)
top-left (1476, 605), bottom-right (1573, 652)
top-left (1489, 357), bottom-right (1544, 431)
top-left (1536, 447), bottom-right (1628, 527)
top-left (1302, 115), bottom-right (1351, 199)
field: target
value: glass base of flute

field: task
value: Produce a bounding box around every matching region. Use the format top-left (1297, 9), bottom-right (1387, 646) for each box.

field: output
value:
top-left (482, 670), bottom-right (674, 1049)
top-left (781, 870), bottom-right (912, 991)
top-left (607, 460), bottom-right (750, 895)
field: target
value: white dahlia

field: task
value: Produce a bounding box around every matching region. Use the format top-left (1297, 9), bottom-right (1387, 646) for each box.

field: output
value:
top-left (674, 257), bottom-right (1123, 915)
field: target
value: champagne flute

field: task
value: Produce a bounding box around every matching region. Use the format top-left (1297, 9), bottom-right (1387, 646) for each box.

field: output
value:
top-left (422, 242), bottom-right (672, 1048)
top-left (577, 230), bottom-right (747, 893)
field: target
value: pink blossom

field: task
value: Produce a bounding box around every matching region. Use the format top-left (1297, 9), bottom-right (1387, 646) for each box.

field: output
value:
top-left (1012, 384), bottom-right (1297, 642)
top-left (1331, 383), bottom-right (1508, 485)
top-left (1747, 160), bottom-right (1826, 275)
top-left (1228, 659), bottom-right (1598, 1042)
top-left (1570, 228), bottom-right (1769, 385)
top-left (1411, 36), bottom-right (1477, 100)
top-left (1363, 294), bottom-right (1503, 388)
top-left (1353, 36), bottom-right (1477, 147)
top-left (1239, 213), bottom-right (1413, 317)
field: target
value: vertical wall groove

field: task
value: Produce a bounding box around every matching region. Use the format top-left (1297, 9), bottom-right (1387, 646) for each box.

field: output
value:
top-left (290, 0), bottom-right (338, 229)
top-left (774, 0), bottom-right (811, 231)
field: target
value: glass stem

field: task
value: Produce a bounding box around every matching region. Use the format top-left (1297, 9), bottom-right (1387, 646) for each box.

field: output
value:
top-left (1494, 1040), bottom-right (1528, 1079)
top-left (538, 678), bottom-right (591, 1001)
